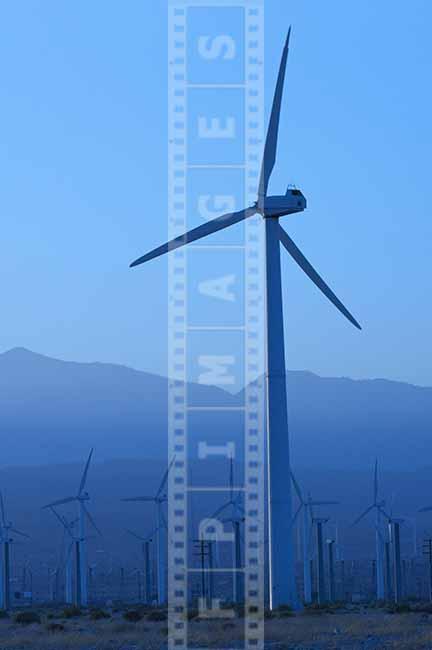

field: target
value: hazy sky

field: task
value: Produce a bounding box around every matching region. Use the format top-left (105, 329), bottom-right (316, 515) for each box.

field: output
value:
top-left (1, 1), bottom-right (431, 386)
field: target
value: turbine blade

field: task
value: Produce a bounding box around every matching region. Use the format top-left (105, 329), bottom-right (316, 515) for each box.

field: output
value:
top-left (352, 504), bottom-right (375, 526)
top-left (49, 507), bottom-right (70, 532)
top-left (10, 528), bottom-right (30, 539)
top-left (83, 504), bottom-right (102, 537)
top-left (211, 501), bottom-right (232, 520)
top-left (144, 528), bottom-right (158, 542)
top-left (160, 509), bottom-right (168, 530)
top-left (374, 522), bottom-right (385, 545)
top-left (279, 226), bottom-right (361, 330)
top-left (290, 471), bottom-right (304, 504)
top-left (0, 492), bottom-right (6, 528)
top-left (258, 28), bottom-right (291, 197)
top-left (307, 494), bottom-right (315, 522)
top-left (59, 541), bottom-right (74, 571)
top-left (419, 506), bottom-right (432, 513)
top-left (309, 501), bottom-right (340, 506)
top-left (43, 497), bottom-right (76, 509)
top-left (379, 505), bottom-right (391, 521)
top-left (126, 529), bottom-right (146, 542)
top-left (78, 448), bottom-right (94, 496)
top-left (121, 496), bottom-right (155, 502)
top-left (291, 503), bottom-right (303, 526)
top-left (130, 208), bottom-right (256, 268)
top-left (156, 455), bottom-right (176, 499)
top-left (374, 459), bottom-right (378, 505)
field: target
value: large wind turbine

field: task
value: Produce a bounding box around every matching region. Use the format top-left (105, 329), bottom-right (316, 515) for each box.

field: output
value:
top-left (43, 449), bottom-right (100, 607)
top-left (353, 461), bottom-right (386, 600)
top-left (129, 29), bottom-right (360, 607)
top-left (122, 457), bottom-right (175, 605)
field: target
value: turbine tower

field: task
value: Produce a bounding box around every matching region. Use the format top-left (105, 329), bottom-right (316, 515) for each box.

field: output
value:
top-left (43, 449), bottom-right (99, 607)
top-left (353, 460), bottom-right (386, 600)
top-left (122, 457), bottom-right (175, 605)
top-left (48, 506), bottom-right (80, 604)
top-left (210, 456), bottom-right (245, 604)
top-left (0, 492), bottom-right (29, 610)
top-left (129, 29), bottom-right (360, 608)
top-left (291, 472), bottom-right (338, 603)
top-left (126, 529), bottom-right (156, 604)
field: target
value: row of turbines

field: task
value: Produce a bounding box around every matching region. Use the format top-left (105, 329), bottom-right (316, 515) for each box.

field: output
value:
top-left (1, 449), bottom-right (432, 610)
top-left (291, 461), bottom-right (427, 607)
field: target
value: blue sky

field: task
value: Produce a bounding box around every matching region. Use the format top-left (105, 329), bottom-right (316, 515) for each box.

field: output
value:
top-left (1, 0), bottom-right (431, 386)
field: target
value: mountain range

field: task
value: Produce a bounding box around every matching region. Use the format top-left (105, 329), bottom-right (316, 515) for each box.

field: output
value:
top-left (0, 346), bottom-right (431, 470)
top-left (0, 346), bottom-right (431, 562)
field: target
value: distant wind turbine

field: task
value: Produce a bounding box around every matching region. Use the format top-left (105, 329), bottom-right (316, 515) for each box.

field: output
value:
top-left (126, 528), bottom-right (156, 604)
top-left (48, 506), bottom-right (80, 605)
top-left (291, 472), bottom-right (338, 604)
top-left (129, 28), bottom-right (361, 607)
top-left (0, 491), bottom-right (29, 610)
top-left (43, 449), bottom-right (100, 607)
top-left (122, 457), bottom-right (175, 605)
top-left (210, 456), bottom-right (244, 604)
top-left (352, 460), bottom-right (387, 600)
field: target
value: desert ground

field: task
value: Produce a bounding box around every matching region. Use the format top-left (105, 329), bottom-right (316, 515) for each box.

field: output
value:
top-left (2, 603), bottom-right (432, 649)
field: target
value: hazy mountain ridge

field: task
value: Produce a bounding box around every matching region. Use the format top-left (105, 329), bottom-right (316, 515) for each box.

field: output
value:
top-left (1, 347), bottom-right (431, 470)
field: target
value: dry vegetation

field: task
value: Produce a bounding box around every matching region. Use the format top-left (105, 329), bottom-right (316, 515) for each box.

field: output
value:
top-left (1, 604), bottom-right (432, 649)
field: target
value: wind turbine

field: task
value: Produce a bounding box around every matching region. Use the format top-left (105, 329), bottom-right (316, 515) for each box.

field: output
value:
top-left (48, 506), bottom-right (80, 604)
top-left (122, 457), bottom-right (175, 605)
top-left (129, 29), bottom-right (361, 608)
top-left (291, 472), bottom-right (338, 604)
top-left (353, 460), bottom-right (387, 600)
top-left (43, 449), bottom-right (99, 607)
top-left (313, 517), bottom-right (329, 605)
top-left (0, 492), bottom-right (29, 610)
top-left (379, 494), bottom-right (405, 604)
top-left (210, 456), bottom-right (245, 604)
top-left (126, 528), bottom-right (156, 604)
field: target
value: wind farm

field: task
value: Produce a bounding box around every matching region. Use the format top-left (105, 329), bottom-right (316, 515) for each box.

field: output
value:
top-left (0, 1), bottom-right (431, 648)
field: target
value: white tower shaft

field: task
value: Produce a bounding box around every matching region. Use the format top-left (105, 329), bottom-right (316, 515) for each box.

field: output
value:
top-left (156, 502), bottom-right (166, 604)
top-left (265, 217), bottom-right (297, 608)
top-left (79, 502), bottom-right (88, 606)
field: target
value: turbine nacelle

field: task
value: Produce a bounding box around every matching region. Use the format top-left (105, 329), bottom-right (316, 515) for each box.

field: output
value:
top-left (257, 188), bottom-right (307, 218)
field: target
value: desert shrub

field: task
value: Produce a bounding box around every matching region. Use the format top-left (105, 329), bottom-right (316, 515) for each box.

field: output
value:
top-left (223, 622), bottom-right (236, 629)
top-left (387, 603), bottom-right (411, 614)
top-left (372, 599), bottom-right (387, 609)
top-left (89, 608), bottom-right (110, 620)
top-left (14, 611), bottom-right (41, 625)
top-left (146, 609), bottom-right (167, 622)
top-left (187, 608), bottom-right (199, 621)
top-left (62, 605), bottom-right (82, 618)
top-left (0, 610), bottom-right (8, 619)
top-left (46, 622), bottom-right (65, 633)
top-left (413, 602), bottom-right (432, 614)
top-left (302, 603), bottom-right (328, 615)
top-left (277, 604), bottom-right (294, 617)
top-left (123, 609), bottom-right (144, 622)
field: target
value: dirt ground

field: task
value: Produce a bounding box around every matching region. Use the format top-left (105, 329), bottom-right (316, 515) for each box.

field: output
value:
top-left (1, 605), bottom-right (432, 649)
